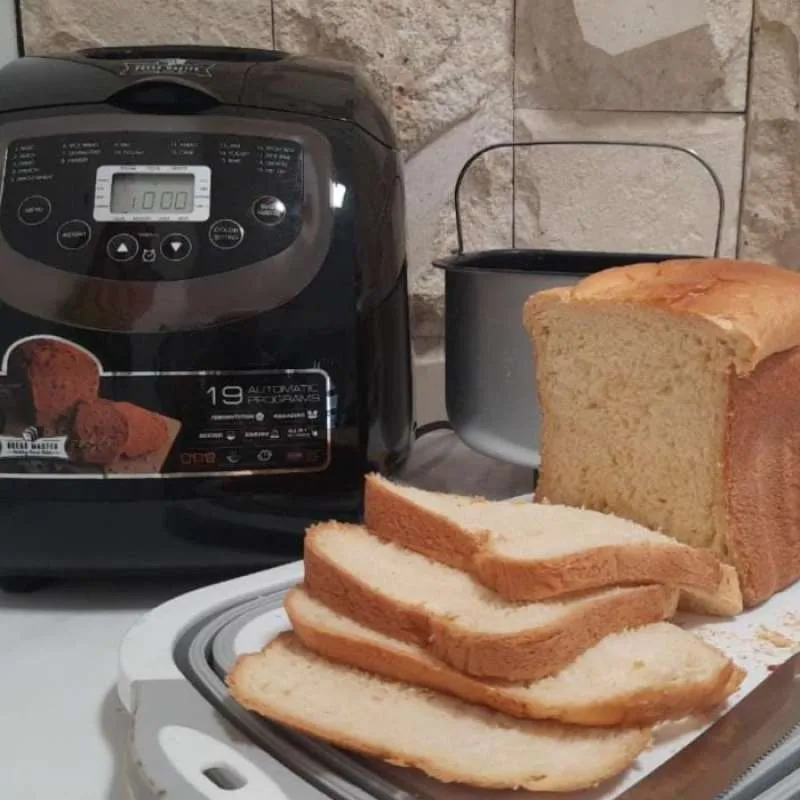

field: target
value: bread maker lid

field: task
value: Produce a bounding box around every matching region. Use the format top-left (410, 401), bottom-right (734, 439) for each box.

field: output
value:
top-left (0, 45), bottom-right (397, 149)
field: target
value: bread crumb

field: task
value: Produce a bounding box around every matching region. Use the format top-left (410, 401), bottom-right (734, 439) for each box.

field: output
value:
top-left (756, 627), bottom-right (796, 649)
top-left (633, 660), bottom-right (646, 669)
top-left (782, 612), bottom-right (800, 629)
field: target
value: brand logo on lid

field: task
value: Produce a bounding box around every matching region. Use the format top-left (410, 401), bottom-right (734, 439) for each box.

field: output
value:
top-left (119, 58), bottom-right (215, 78)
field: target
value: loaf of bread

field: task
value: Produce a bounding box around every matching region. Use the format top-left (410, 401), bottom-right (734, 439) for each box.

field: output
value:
top-left (11, 338), bottom-right (100, 434)
top-left (304, 521), bottom-right (679, 681)
top-left (524, 257), bottom-right (800, 607)
top-left (365, 473), bottom-right (725, 602)
top-left (286, 587), bottom-right (743, 727)
top-left (227, 633), bottom-right (652, 792)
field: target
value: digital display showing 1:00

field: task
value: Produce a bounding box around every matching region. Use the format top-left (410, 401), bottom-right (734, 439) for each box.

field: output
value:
top-left (110, 173), bottom-right (195, 215)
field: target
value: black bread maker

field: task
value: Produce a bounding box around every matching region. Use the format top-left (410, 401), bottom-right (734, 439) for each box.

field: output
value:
top-left (0, 46), bottom-right (413, 589)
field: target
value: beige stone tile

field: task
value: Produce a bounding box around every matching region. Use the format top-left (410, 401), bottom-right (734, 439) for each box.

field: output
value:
top-left (515, 0), bottom-right (752, 112)
top-left (740, 1), bottom-right (800, 267)
top-left (274, 0), bottom-right (515, 339)
top-left (21, 0), bottom-right (274, 52)
top-left (273, 0), bottom-right (512, 158)
top-left (513, 110), bottom-right (744, 258)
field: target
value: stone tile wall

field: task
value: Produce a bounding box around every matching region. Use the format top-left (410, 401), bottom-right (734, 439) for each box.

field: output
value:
top-left (20, 1), bottom-right (800, 422)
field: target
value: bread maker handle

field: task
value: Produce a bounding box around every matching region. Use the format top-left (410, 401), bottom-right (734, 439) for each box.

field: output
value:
top-left (452, 140), bottom-right (726, 258)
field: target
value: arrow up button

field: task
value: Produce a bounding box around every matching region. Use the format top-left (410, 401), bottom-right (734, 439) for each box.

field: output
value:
top-left (107, 233), bottom-right (139, 262)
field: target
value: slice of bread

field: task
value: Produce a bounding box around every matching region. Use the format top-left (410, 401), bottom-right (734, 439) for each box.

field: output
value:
top-left (286, 587), bottom-right (744, 727)
top-left (680, 564), bottom-right (743, 617)
top-left (227, 633), bottom-right (652, 792)
top-left (304, 522), bottom-right (680, 681)
top-left (365, 473), bottom-right (724, 601)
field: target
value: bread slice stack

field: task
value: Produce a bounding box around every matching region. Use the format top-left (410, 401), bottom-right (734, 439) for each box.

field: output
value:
top-left (228, 475), bottom-right (745, 792)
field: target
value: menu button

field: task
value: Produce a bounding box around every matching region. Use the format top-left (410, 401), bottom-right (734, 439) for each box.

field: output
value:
top-left (18, 195), bottom-right (52, 226)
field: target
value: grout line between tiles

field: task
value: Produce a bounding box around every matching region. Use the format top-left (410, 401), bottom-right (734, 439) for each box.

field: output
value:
top-left (735, 0), bottom-right (758, 258)
top-left (511, 0), bottom-right (517, 249)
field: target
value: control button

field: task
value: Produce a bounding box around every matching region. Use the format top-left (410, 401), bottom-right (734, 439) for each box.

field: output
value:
top-left (161, 233), bottom-right (192, 261)
top-left (252, 195), bottom-right (287, 227)
top-left (209, 219), bottom-right (245, 250)
top-left (18, 195), bottom-right (51, 226)
top-left (142, 248), bottom-right (157, 264)
top-left (57, 220), bottom-right (91, 251)
top-left (107, 233), bottom-right (139, 262)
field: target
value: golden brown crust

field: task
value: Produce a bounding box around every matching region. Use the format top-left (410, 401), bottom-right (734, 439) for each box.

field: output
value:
top-left (366, 474), bottom-right (722, 600)
top-left (303, 524), bottom-right (434, 647)
top-left (523, 258), bottom-right (800, 375)
top-left (227, 633), bottom-right (652, 792)
top-left (473, 542), bottom-right (722, 602)
top-left (303, 524), bottom-right (680, 681)
top-left (726, 346), bottom-right (800, 605)
top-left (286, 588), bottom-right (742, 727)
top-left (428, 584), bottom-right (679, 682)
top-left (364, 474), bottom-right (486, 570)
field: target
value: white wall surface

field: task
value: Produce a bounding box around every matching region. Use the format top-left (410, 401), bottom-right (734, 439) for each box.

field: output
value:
top-left (0, 0), bottom-right (19, 67)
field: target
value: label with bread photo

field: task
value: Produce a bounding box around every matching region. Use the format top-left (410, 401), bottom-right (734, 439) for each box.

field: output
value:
top-left (0, 335), bottom-right (331, 478)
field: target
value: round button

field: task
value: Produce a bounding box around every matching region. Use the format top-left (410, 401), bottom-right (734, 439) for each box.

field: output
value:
top-left (209, 219), bottom-right (245, 250)
top-left (57, 220), bottom-right (91, 251)
top-left (18, 195), bottom-right (52, 226)
top-left (107, 233), bottom-right (139, 262)
top-left (252, 195), bottom-right (287, 227)
top-left (161, 233), bottom-right (192, 262)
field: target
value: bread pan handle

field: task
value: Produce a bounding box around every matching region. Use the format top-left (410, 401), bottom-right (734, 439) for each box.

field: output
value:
top-left (452, 140), bottom-right (726, 258)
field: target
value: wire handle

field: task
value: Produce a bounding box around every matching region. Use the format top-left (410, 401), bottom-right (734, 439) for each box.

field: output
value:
top-left (453, 140), bottom-right (726, 258)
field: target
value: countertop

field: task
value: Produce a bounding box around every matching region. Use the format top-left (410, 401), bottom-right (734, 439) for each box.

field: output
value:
top-left (0, 431), bottom-right (532, 800)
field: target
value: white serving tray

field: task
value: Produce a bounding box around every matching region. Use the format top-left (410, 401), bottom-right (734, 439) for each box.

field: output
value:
top-left (118, 536), bottom-right (800, 800)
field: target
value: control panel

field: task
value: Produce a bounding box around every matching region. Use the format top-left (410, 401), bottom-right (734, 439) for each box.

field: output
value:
top-left (0, 132), bottom-right (304, 281)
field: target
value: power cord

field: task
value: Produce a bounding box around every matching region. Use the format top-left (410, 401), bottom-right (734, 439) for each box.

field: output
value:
top-left (414, 420), bottom-right (452, 440)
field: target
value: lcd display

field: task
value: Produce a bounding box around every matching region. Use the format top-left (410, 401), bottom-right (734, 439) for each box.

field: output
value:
top-left (110, 173), bottom-right (196, 216)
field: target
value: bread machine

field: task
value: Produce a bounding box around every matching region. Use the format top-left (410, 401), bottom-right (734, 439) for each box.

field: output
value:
top-left (0, 46), bottom-right (413, 590)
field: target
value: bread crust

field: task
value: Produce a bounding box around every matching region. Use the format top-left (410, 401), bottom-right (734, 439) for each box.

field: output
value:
top-left (286, 588), bottom-right (742, 727)
top-left (304, 523), bottom-right (680, 681)
top-left (523, 258), bottom-right (800, 375)
top-left (727, 346), bottom-right (800, 605)
top-left (227, 633), bottom-right (652, 793)
top-left (429, 584), bottom-right (678, 682)
top-left (473, 542), bottom-right (721, 601)
top-left (364, 474), bottom-right (486, 570)
top-left (366, 474), bottom-right (723, 600)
